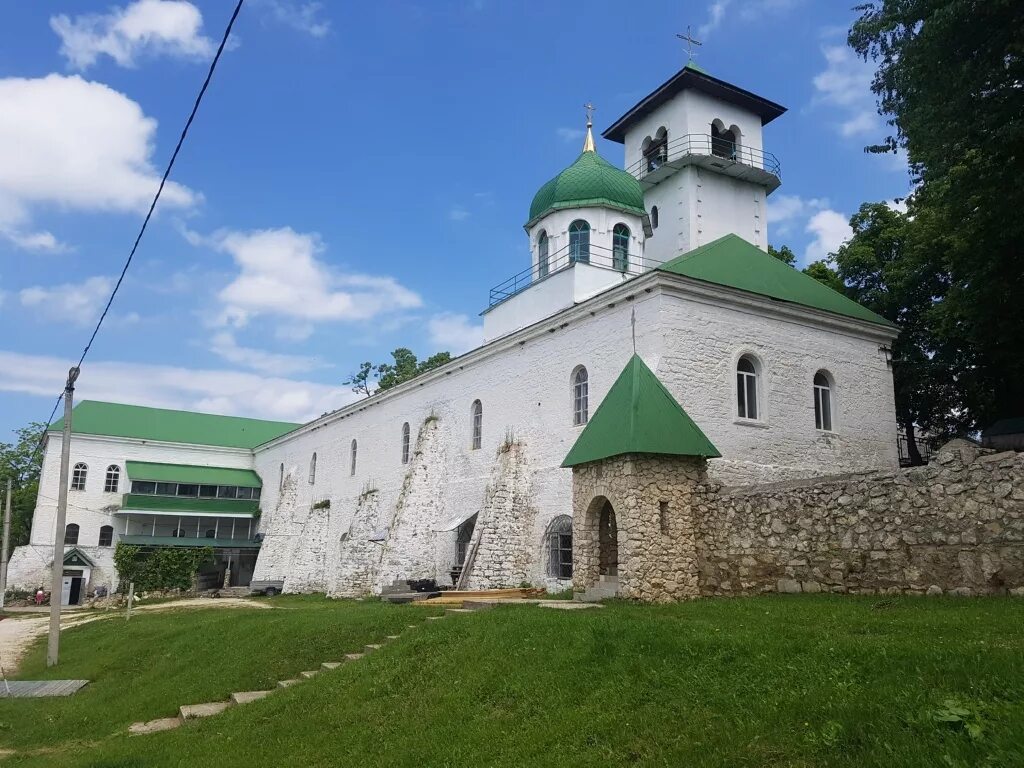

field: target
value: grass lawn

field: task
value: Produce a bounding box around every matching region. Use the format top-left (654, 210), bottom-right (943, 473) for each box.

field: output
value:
top-left (6, 595), bottom-right (1024, 767)
top-left (0, 595), bottom-right (441, 754)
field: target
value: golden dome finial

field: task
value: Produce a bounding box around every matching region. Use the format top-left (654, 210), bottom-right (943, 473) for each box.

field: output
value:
top-left (583, 102), bottom-right (596, 153)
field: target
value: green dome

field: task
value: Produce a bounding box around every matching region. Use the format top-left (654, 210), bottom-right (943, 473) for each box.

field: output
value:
top-left (527, 150), bottom-right (646, 227)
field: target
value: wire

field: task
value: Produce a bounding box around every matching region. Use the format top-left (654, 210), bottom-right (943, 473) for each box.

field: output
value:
top-left (28, 0), bottom-right (246, 459)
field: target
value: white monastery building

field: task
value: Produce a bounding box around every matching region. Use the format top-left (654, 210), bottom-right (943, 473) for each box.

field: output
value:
top-left (9, 63), bottom-right (899, 602)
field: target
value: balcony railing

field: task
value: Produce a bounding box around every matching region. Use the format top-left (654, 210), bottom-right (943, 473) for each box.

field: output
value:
top-left (488, 242), bottom-right (664, 306)
top-left (626, 133), bottom-right (781, 182)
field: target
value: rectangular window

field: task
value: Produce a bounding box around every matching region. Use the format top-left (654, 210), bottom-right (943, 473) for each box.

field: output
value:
top-left (551, 533), bottom-right (573, 579)
top-left (217, 486), bottom-right (236, 499)
top-left (252, 487), bottom-right (262, 500)
top-left (737, 371), bottom-right (759, 420)
top-left (198, 485), bottom-right (218, 498)
top-left (236, 487), bottom-right (254, 500)
top-left (176, 484), bottom-right (199, 497)
top-left (155, 482), bottom-right (177, 496)
top-left (815, 386), bottom-right (832, 431)
top-left (131, 480), bottom-right (157, 495)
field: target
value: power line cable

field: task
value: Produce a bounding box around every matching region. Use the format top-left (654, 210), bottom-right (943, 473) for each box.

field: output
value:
top-left (29, 0), bottom-right (246, 459)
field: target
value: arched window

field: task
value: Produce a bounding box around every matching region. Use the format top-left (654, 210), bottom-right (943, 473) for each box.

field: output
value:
top-left (350, 440), bottom-right (358, 476)
top-left (572, 366), bottom-right (589, 426)
top-left (279, 463), bottom-right (285, 491)
top-left (612, 224), bottom-right (630, 272)
top-left (64, 523), bottom-right (79, 545)
top-left (308, 453), bottom-right (317, 485)
top-left (104, 465), bottom-right (120, 493)
top-left (814, 371), bottom-right (833, 431)
top-left (651, 206), bottom-right (659, 230)
top-left (71, 463), bottom-right (88, 491)
top-left (568, 220), bottom-right (590, 265)
top-left (711, 120), bottom-right (737, 160)
top-left (537, 230), bottom-right (549, 279)
top-left (470, 400), bottom-right (483, 450)
top-left (401, 422), bottom-right (411, 464)
top-left (643, 127), bottom-right (668, 173)
top-left (546, 515), bottom-right (573, 579)
top-left (737, 356), bottom-right (760, 420)
top-left (98, 525), bottom-right (113, 547)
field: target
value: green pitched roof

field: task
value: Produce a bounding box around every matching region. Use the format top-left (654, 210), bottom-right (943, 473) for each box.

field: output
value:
top-left (562, 355), bottom-right (720, 468)
top-left (527, 150), bottom-right (646, 227)
top-left (125, 461), bottom-right (262, 487)
top-left (51, 401), bottom-right (299, 449)
top-left (657, 234), bottom-right (895, 328)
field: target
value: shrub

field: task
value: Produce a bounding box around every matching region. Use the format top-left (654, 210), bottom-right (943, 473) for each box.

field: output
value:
top-left (114, 543), bottom-right (215, 592)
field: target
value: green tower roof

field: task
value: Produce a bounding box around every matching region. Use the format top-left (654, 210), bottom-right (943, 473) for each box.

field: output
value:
top-left (527, 150), bottom-right (646, 228)
top-left (656, 234), bottom-right (896, 328)
top-left (562, 355), bottom-right (720, 468)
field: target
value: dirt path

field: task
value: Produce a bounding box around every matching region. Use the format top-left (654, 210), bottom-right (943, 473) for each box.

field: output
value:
top-left (0, 598), bottom-right (268, 675)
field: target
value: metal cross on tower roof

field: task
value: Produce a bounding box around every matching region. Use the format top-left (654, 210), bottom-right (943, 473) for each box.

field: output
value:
top-left (583, 101), bottom-right (595, 126)
top-left (676, 26), bottom-right (702, 63)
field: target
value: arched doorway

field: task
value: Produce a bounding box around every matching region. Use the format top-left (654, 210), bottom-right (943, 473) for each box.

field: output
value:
top-left (598, 500), bottom-right (618, 576)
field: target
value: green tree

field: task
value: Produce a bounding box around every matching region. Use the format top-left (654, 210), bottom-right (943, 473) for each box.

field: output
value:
top-left (344, 348), bottom-right (453, 396)
top-left (831, 202), bottom-right (955, 463)
top-left (768, 244), bottom-right (796, 267)
top-left (0, 423), bottom-right (46, 547)
top-left (850, 0), bottom-right (1024, 428)
top-left (802, 261), bottom-right (846, 294)
top-left (343, 362), bottom-right (374, 397)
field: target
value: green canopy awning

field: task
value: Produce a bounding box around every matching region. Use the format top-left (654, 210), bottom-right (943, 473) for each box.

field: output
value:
top-left (125, 461), bottom-right (261, 487)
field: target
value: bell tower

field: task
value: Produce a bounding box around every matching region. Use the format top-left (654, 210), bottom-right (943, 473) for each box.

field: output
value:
top-left (602, 61), bottom-right (786, 265)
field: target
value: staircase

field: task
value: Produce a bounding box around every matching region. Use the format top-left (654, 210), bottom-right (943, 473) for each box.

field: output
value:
top-left (577, 574), bottom-right (619, 603)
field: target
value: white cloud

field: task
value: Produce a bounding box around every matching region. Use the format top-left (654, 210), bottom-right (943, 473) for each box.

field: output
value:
top-left (805, 209), bottom-right (852, 263)
top-left (556, 127), bottom-right (585, 143)
top-left (19, 276), bottom-right (113, 326)
top-left (0, 349), bottom-right (351, 424)
top-left (51, 0), bottom-right (215, 70)
top-left (698, 1), bottom-right (732, 37)
top-left (0, 74), bottom-right (197, 250)
top-left (767, 194), bottom-right (827, 237)
top-left (812, 44), bottom-right (880, 138)
top-left (428, 313), bottom-right (483, 355)
top-left (203, 226), bottom-right (421, 327)
top-left (448, 206), bottom-right (470, 222)
top-left (699, 0), bottom-right (800, 38)
top-left (254, 0), bottom-right (331, 38)
top-left (275, 323), bottom-right (315, 342)
top-left (209, 331), bottom-right (325, 376)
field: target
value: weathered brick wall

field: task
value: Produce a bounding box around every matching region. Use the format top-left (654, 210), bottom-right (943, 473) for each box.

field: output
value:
top-left (694, 443), bottom-right (1024, 597)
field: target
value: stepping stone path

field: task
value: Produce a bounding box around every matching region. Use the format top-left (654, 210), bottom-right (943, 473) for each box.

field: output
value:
top-left (126, 605), bottom-right (488, 737)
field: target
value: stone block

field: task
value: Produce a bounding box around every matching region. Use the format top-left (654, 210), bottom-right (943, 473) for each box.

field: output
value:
top-left (231, 690), bottom-right (272, 705)
top-left (777, 578), bottom-right (801, 594)
top-left (179, 702), bottom-right (230, 720)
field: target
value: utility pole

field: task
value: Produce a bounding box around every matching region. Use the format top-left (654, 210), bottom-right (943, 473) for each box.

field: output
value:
top-left (0, 477), bottom-right (11, 610)
top-left (47, 366), bottom-right (79, 668)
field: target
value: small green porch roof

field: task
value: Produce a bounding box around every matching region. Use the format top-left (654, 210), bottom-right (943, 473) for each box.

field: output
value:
top-left (125, 461), bottom-right (261, 487)
top-left (118, 536), bottom-right (261, 549)
top-left (562, 355), bottom-right (720, 468)
top-left (656, 234), bottom-right (896, 328)
top-left (63, 547), bottom-right (95, 567)
top-left (119, 494), bottom-right (259, 517)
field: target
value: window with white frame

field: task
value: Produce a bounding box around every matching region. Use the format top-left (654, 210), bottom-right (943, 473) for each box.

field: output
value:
top-left (401, 422), bottom-right (411, 464)
top-left (568, 220), bottom-right (590, 264)
top-left (545, 515), bottom-right (573, 579)
top-left (537, 230), bottom-right (549, 278)
top-left (572, 366), bottom-right (589, 426)
top-left (71, 463), bottom-right (88, 491)
top-left (98, 525), bottom-right (113, 547)
top-left (814, 371), bottom-right (833, 431)
top-left (470, 400), bottom-right (483, 450)
top-left (104, 464), bottom-right (120, 493)
top-left (350, 440), bottom-right (358, 476)
top-left (612, 224), bottom-right (630, 272)
top-left (64, 523), bottom-right (79, 545)
top-left (309, 453), bottom-right (317, 485)
top-left (736, 356), bottom-right (760, 420)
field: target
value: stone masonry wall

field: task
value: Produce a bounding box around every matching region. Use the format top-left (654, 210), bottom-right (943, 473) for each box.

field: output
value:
top-left (572, 454), bottom-right (703, 602)
top-left (466, 441), bottom-right (538, 590)
top-left (694, 443), bottom-right (1024, 597)
top-left (328, 489), bottom-right (382, 598)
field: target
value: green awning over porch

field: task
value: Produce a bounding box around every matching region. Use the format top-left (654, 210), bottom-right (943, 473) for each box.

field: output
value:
top-left (119, 494), bottom-right (259, 517)
top-left (125, 461), bottom-right (262, 487)
top-left (118, 536), bottom-right (262, 549)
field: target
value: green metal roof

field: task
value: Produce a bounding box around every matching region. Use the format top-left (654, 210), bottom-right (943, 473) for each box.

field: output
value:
top-left (51, 401), bottom-right (299, 449)
top-left (527, 150), bottom-right (646, 227)
top-left (657, 234), bottom-right (896, 328)
top-left (120, 494), bottom-right (259, 517)
top-left (63, 547), bottom-right (95, 567)
top-left (125, 461), bottom-right (262, 487)
top-left (119, 535), bottom-right (261, 549)
top-left (562, 355), bottom-right (720, 468)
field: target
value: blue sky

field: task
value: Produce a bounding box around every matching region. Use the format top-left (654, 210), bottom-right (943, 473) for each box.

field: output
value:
top-left (0, 0), bottom-right (910, 441)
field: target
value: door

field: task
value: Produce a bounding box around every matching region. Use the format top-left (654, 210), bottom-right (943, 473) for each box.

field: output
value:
top-left (70, 578), bottom-right (83, 605)
top-left (61, 577), bottom-right (72, 606)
